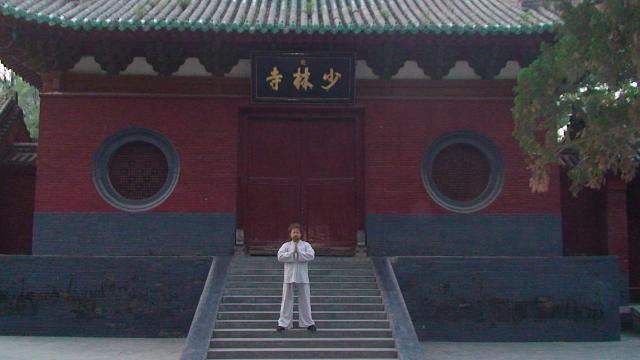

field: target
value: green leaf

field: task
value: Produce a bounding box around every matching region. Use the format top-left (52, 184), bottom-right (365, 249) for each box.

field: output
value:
top-left (512, 0), bottom-right (640, 194)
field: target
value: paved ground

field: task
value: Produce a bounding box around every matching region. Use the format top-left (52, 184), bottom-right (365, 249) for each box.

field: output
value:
top-left (0, 337), bottom-right (184, 360)
top-left (423, 333), bottom-right (640, 360)
top-left (0, 333), bottom-right (639, 359)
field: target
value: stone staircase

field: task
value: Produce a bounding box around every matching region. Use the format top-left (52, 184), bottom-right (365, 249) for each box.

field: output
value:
top-left (208, 256), bottom-right (399, 359)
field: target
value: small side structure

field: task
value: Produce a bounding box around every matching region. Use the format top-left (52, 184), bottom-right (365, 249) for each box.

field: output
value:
top-left (0, 94), bottom-right (36, 255)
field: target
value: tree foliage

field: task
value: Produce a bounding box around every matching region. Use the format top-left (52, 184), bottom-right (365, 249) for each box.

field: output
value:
top-left (0, 67), bottom-right (39, 140)
top-left (513, 0), bottom-right (640, 194)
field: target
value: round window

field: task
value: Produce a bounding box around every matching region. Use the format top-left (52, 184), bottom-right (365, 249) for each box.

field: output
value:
top-left (422, 130), bottom-right (504, 213)
top-left (93, 128), bottom-right (180, 212)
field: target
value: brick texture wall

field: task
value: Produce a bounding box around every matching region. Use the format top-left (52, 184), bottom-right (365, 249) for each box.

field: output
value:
top-left (0, 104), bottom-right (35, 255)
top-left (628, 177), bottom-right (640, 300)
top-left (36, 95), bottom-right (559, 216)
top-left (0, 256), bottom-right (212, 336)
top-left (33, 94), bottom-right (562, 256)
top-left (0, 168), bottom-right (35, 254)
top-left (392, 256), bottom-right (620, 341)
top-left (561, 170), bottom-right (606, 256)
top-left (36, 95), bottom-right (242, 213)
top-left (360, 98), bottom-right (561, 215)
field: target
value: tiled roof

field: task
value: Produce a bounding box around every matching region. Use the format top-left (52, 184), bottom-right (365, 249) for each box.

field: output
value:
top-left (0, 96), bottom-right (36, 167)
top-left (0, 0), bottom-right (559, 35)
top-left (2, 142), bottom-right (37, 166)
top-left (0, 94), bottom-right (38, 166)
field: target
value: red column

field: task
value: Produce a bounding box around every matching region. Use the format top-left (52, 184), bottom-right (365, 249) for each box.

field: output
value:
top-left (605, 176), bottom-right (629, 271)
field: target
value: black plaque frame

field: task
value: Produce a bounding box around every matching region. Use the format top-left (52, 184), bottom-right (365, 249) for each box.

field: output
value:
top-left (252, 52), bottom-right (355, 104)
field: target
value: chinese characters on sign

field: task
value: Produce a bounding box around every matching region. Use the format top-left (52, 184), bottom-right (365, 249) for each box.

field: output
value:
top-left (292, 61), bottom-right (314, 91)
top-left (252, 52), bottom-right (354, 103)
top-left (321, 67), bottom-right (341, 91)
top-left (266, 67), bottom-right (283, 91)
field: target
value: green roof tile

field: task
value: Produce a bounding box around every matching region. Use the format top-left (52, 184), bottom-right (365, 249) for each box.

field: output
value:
top-left (0, 0), bottom-right (559, 35)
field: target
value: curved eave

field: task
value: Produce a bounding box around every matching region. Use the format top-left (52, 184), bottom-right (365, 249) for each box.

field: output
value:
top-left (1, 4), bottom-right (558, 36)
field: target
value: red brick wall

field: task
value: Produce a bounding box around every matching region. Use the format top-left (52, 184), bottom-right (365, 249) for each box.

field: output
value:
top-left (36, 95), bottom-right (242, 213)
top-left (360, 98), bottom-right (561, 215)
top-left (605, 177), bottom-right (630, 271)
top-left (560, 170), bottom-right (606, 256)
top-left (35, 95), bottom-right (560, 217)
top-left (0, 168), bottom-right (35, 254)
top-left (628, 177), bottom-right (640, 300)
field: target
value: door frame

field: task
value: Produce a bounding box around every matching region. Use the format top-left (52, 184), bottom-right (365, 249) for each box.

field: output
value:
top-left (237, 105), bottom-right (365, 255)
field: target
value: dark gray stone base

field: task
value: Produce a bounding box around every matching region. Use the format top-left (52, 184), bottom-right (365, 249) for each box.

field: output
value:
top-left (632, 306), bottom-right (640, 333)
top-left (0, 256), bottom-right (213, 337)
top-left (620, 271), bottom-right (630, 306)
top-left (33, 212), bottom-right (235, 255)
top-left (367, 213), bottom-right (562, 256)
top-left (391, 256), bottom-right (620, 341)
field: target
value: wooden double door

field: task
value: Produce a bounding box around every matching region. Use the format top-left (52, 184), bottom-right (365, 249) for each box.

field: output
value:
top-left (239, 110), bottom-right (362, 255)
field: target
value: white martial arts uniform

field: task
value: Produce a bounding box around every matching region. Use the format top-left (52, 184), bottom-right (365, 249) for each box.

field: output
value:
top-left (277, 240), bottom-right (315, 329)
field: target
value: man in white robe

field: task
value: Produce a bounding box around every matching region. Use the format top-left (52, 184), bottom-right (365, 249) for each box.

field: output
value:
top-left (276, 223), bottom-right (316, 331)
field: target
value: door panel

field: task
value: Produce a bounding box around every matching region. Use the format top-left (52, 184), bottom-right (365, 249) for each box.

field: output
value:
top-left (303, 118), bottom-right (355, 178)
top-left (241, 114), bottom-right (360, 255)
top-left (304, 180), bottom-right (356, 248)
top-left (247, 118), bottom-right (298, 178)
top-left (245, 180), bottom-right (299, 247)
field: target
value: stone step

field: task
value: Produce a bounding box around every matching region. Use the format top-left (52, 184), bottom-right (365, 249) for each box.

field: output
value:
top-left (228, 275), bottom-right (377, 283)
top-left (223, 288), bottom-right (381, 296)
top-left (212, 329), bottom-right (393, 338)
top-left (217, 311), bottom-right (388, 320)
top-left (232, 260), bottom-right (372, 266)
top-left (229, 269), bottom-right (374, 275)
top-left (232, 257), bottom-right (371, 264)
top-left (231, 266), bottom-right (374, 272)
top-left (218, 303), bottom-right (385, 312)
top-left (210, 338), bottom-right (396, 348)
top-left (207, 257), bottom-right (397, 360)
top-left (222, 296), bottom-right (382, 304)
top-left (224, 282), bottom-right (379, 289)
top-left (229, 261), bottom-right (373, 270)
top-left (214, 320), bottom-right (391, 329)
top-left (207, 348), bottom-right (397, 359)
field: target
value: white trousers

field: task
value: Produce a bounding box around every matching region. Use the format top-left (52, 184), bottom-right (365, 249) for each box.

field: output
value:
top-left (278, 282), bottom-right (315, 328)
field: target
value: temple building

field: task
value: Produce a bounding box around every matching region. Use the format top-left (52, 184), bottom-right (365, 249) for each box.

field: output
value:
top-left (0, 0), bottom-right (636, 356)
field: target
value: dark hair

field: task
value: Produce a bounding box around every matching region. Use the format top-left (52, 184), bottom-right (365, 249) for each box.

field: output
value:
top-left (288, 223), bottom-right (304, 239)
